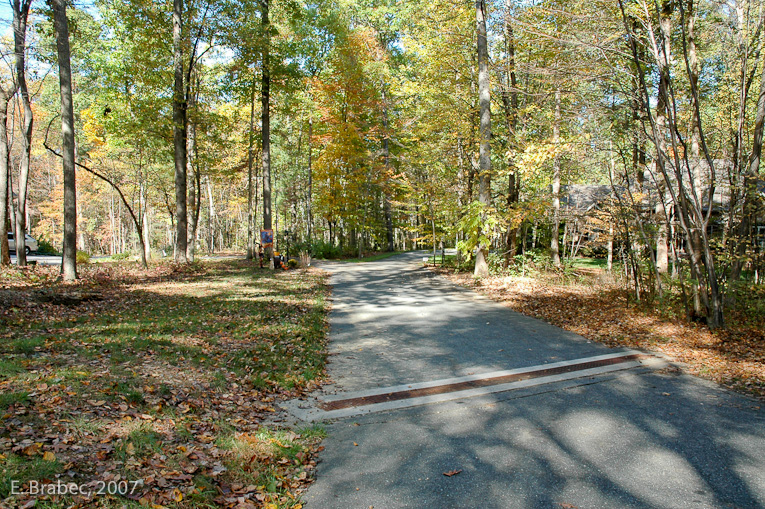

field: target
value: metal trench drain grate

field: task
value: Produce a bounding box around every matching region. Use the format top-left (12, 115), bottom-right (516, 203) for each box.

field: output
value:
top-left (319, 353), bottom-right (650, 411)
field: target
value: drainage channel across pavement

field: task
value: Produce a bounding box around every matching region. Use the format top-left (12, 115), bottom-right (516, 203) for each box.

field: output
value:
top-left (282, 350), bottom-right (665, 422)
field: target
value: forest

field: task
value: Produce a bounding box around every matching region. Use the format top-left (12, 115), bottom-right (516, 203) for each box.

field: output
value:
top-left (1, 0), bottom-right (765, 330)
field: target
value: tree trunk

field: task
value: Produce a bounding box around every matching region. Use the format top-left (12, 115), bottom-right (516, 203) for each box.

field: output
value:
top-left (687, 0), bottom-right (700, 160)
top-left (474, 0), bottom-right (491, 278)
top-left (261, 0), bottom-right (273, 268)
top-left (142, 199), bottom-right (151, 264)
top-left (551, 88), bottom-right (562, 267)
top-left (186, 84), bottom-right (199, 262)
top-left (52, 0), bottom-right (77, 281)
top-left (138, 180), bottom-right (149, 268)
top-left (382, 86), bottom-right (394, 252)
top-left (246, 76), bottom-right (256, 260)
top-left (730, 10), bottom-right (765, 284)
top-left (173, 0), bottom-right (188, 263)
top-left (502, 11), bottom-right (520, 263)
top-left (206, 177), bottom-right (216, 253)
top-left (0, 85), bottom-right (16, 266)
top-left (13, 0), bottom-right (33, 267)
top-left (307, 116), bottom-right (313, 247)
top-left (654, 0), bottom-right (672, 279)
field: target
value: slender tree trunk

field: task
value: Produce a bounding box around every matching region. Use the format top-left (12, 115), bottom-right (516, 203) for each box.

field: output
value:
top-left (138, 180), bottom-right (148, 268)
top-left (307, 116), bottom-right (313, 247)
top-left (52, 0), bottom-right (77, 281)
top-left (687, 0), bottom-right (700, 160)
top-left (206, 177), bottom-right (216, 253)
top-left (186, 82), bottom-right (198, 262)
top-left (551, 88), bottom-right (562, 267)
top-left (503, 11), bottom-right (520, 263)
top-left (13, 0), bottom-right (33, 266)
top-left (261, 0), bottom-right (273, 268)
top-left (0, 87), bottom-right (15, 266)
top-left (143, 200), bottom-right (151, 263)
top-left (730, 9), bottom-right (765, 284)
top-left (654, 1), bottom-right (672, 279)
top-left (173, 0), bottom-right (188, 263)
top-left (246, 76), bottom-right (256, 260)
top-left (474, 0), bottom-right (491, 278)
top-left (382, 86), bottom-right (394, 252)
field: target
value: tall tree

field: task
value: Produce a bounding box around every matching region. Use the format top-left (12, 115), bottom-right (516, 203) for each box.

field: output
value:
top-left (50, 0), bottom-right (77, 281)
top-left (173, 0), bottom-right (188, 262)
top-left (0, 79), bottom-right (16, 266)
top-left (246, 73), bottom-right (256, 260)
top-left (474, 0), bottom-right (491, 278)
top-left (550, 88), bottom-right (561, 267)
top-left (261, 0), bottom-right (273, 266)
top-left (12, 0), bottom-right (34, 266)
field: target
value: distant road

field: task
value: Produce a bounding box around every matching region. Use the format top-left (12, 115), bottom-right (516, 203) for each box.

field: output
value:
top-left (10, 254), bottom-right (62, 266)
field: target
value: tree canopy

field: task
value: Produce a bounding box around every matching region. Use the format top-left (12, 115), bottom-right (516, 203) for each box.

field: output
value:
top-left (1, 0), bottom-right (764, 327)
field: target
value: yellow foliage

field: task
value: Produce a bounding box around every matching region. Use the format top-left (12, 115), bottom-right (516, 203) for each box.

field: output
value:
top-left (81, 107), bottom-right (107, 159)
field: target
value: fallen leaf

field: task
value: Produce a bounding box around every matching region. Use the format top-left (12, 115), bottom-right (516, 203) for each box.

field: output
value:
top-left (42, 451), bottom-right (56, 462)
top-left (23, 443), bottom-right (41, 456)
top-left (443, 469), bottom-right (462, 477)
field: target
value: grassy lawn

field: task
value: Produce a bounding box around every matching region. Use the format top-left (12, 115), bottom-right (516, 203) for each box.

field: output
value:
top-left (569, 257), bottom-right (609, 270)
top-left (0, 260), bottom-right (330, 508)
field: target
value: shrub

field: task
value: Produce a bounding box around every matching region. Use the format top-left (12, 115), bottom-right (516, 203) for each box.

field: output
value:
top-left (36, 238), bottom-right (59, 255)
top-left (312, 240), bottom-right (343, 259)
top-left (76, 251), bottom-right (91, 264)
top-left (111, 251), bottom-right (131, 260)
top-left (287, 258), bottom-right (299, 269)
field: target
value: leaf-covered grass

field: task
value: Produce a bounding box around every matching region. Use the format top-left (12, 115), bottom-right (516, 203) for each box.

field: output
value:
top-left (433, 263), bottom-right (765, 400)
top-left (0, 260), bottom-right (330, 508)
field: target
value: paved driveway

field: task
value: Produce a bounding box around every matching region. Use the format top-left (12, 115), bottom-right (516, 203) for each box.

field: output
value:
top-left (292, 252), bottom-right (765, 508)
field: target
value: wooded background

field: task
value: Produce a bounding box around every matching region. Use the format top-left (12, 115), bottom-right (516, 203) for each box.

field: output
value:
top-left (1, 0), bottom-right (764, 328)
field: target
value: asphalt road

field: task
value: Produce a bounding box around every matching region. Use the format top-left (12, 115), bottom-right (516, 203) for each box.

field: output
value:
top-left (296, 252), bottom-right (765, 509)
top-left (9, 253), bottom-right (62, 266)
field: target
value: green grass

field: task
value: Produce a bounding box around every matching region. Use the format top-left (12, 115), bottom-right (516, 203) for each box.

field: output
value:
top-left (114, 424), bottom-right (164, 463)
top-left (339, 251), bottom-right (401, 263)
top-left (0, 359), bottom-right (25, 378)
top-left (570, 257), bottom-right (609, 270)
top-left (424, 254), bottom-right (456, 265)
top-left (65, 415), bottom-right (105, 439)
top-left (297, 424), bottom-right (328, 440)
top-left (0, 260), bottom-right (330, 508)
top-left (0, 454), bottom-right (62, 499)
top-left (0, 391), bottom-right (29, 409)
top-left (10, 337), bottom-right (44, 355)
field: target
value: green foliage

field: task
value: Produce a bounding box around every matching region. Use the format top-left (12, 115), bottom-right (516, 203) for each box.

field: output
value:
top-left (310, 240), bottom-right (343, 259)
top-left (35, 238), bottom-right (59, 256)
top-left (456, 201), bottom-right (502, 262)
top-left (76, 251), bottom-right (91, 264)
top-left (491, 249), bottom-right (553, 277)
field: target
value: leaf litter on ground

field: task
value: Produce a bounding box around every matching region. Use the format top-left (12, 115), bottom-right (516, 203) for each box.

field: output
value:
top-left (0, 259), bottom-right (330, 508)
